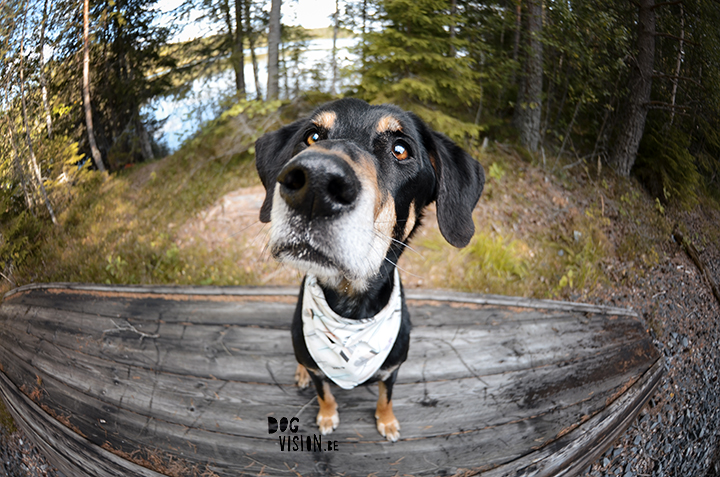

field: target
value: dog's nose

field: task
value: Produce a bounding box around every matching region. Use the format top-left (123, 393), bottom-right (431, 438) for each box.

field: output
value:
top-left (277, 153), bottom-right (360, 218)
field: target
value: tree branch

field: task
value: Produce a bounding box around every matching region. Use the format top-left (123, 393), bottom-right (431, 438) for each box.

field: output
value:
top-left (673, 225), bottom-right (720, 307)
top-left (652, 0), bottom-right (683, 9)
top-left (646, 100), bottom-right (692, 110)
top-left (652, 71), bottom-right (704, 89)
top-left (654, 32), bottom-right (699, 46)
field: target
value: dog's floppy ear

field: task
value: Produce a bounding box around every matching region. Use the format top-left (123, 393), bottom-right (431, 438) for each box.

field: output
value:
top-left (411, 114), bottom-right (485, 248)
top-left (255, 120), bottom-right (305, 223)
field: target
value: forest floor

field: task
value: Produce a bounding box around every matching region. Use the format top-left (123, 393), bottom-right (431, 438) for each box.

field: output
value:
top-left (1, 103), bottom-right (720, 475)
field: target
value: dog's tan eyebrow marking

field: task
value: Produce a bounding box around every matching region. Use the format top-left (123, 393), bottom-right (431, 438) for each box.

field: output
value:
top-left (312, 111), bottom-right (337, 130)
top-left (376, 115), bottom-right (402, 134)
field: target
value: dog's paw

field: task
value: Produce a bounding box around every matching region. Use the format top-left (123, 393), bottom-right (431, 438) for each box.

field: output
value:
top-left (376, 414), bottom-right (400, 442)
top-left (295, 364), bottom-right (310, 389)
top-left (316, 409), bottom-right (339, 435)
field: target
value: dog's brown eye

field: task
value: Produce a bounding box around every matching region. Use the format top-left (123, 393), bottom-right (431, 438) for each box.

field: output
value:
top-left (306, 131), bottom-right (321, 145)
top-left (393, 142), bottom-right (409, 160)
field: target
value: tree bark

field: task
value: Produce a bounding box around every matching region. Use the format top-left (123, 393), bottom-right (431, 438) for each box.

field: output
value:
top-left (449, 0), bottom-right (457, 57)
top-left (135, 112), bottom-right (154, 162)
top-left (39, 0), bottom-right (53, 140)
top-left (609, 0), bottom-right (655, 177)
top-left (244, 0), bottom-right (262, 99)
top-left (669, 4), bottom-right (684, 126)
top-left (83, 0), bottom-right (106, 172)
top-left (5, 115), bottom-right (32, 211)
top-left (266, 0), bottom-right (281, 100)
top-left (232, 0), bottom-right (246, 96)
top-left (20, 5), bottom-right (57, 224)
top-left (512, 1), bottom-right (521, 63)
top-left (361, 0), bottom-right (367, 69)
top-left (514, 0), bottom-right (543, 152)
top-left (330, 0), bottom-right (339, 95)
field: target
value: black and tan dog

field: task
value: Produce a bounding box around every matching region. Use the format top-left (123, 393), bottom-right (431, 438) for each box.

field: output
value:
top-left (255, 98), bottom-right (484, 442)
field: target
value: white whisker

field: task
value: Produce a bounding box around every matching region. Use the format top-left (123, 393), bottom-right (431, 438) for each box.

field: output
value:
top-left (383, 256), bottom-right (426, 281)
top-left (229, 220), bottom-right (265, 239)
top-left (371, 228), bottom-right (424, 258)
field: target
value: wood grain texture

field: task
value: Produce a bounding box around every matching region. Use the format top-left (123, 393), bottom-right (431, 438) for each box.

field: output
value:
top-left (0, 284), bottom-right (662, 477)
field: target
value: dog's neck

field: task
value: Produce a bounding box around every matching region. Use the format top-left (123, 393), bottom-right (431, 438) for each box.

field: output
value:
top-left (315, 258), bottom-right (399, 319)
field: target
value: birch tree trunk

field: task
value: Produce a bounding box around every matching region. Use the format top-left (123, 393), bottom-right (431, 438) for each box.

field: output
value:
top-left (669, 4), bottom-right (684, 126)
top-left (83, 0), bottom-right (106, 172)
top-left (20, 5), bottom-right (57, 224)
top-left (244, 0), bottom-right (261, 99)
top-left (5, 116), bottom-right (32, 211)
top-left (361, 0), bottom-right (367, 69)
top-left (609, 0), bottom-right (655, 177)
top-left (330, 0), bottom-right (339, 95)
top-left (266, 0), bottom-right (281, 100)
top-left (232, 0), bottom-right (246, 96)
top-left (39, 0), bottom-right (53, 139)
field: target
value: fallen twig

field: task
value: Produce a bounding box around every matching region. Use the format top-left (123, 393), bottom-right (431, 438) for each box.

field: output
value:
top-left (673, 225), bottom-right (720, 307)
top-left (102, 320), bottom-right (159, 342)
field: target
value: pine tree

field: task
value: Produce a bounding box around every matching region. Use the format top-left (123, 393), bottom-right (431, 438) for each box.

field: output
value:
top-left (358, 0), bottom-right (481, 136)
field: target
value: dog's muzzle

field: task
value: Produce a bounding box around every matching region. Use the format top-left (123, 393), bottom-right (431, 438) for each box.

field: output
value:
top-left (269, 148), bottom-right (388, 289)
top-left (277, 152), bottom-right (361, 220)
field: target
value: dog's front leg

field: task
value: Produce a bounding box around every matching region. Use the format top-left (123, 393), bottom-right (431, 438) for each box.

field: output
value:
top-left (308, 371), bottom-right (339, 435)
top-left (375, 369), bottom-right (400, 442)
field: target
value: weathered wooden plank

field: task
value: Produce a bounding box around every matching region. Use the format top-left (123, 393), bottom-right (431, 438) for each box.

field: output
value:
top-left (4, 282), bottom-right (638, 317)
top-left (0, 329), bottom-right (654, 440)
top-left (4, 288), bottom-right (625, 330)
top-left (0, 354), bottom-right (662, 477)
top-left (0, 299), bottom-right (650, 384)
top-left (0, 284), bottom-right (660, 477)
top-left (0, 372), bottom-right (167, 477)
top-left (484, 358), bottom-right (665, 477)
top-left (0, 352), bottom-right (651, 477)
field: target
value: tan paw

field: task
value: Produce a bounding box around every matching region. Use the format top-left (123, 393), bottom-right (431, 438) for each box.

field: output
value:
top-left (295, 364), bottom-right (310, 389)
top-left (376, 415), bottom-right (400, 442)
top-left (316, 410), bottom-right (339, 435)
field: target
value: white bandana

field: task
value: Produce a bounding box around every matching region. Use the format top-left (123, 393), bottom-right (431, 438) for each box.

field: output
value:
top-left (302, 269), bottom-right (402, 389)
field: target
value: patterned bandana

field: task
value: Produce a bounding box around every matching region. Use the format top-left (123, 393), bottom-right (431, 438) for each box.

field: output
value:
top-left (301, 269), bottom-right (402, 389)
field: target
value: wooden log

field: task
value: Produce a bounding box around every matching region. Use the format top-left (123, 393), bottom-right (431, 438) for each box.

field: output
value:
top-left (0, 284), bottom-right (662, 477)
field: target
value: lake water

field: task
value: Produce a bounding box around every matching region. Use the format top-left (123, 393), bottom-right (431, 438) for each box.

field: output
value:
top-left (150, 37), bottom-right (358, 152)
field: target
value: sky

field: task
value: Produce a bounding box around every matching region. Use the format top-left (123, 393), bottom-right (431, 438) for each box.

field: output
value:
top-left (159, 0), bottom-right (338, 43)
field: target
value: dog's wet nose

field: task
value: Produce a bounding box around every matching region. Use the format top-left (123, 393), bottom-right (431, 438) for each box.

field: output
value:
top-left (278, 154), bottom-right (360, 218)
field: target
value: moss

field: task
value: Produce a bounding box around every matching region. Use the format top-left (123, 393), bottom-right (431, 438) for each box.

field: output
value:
top-left (0, 397), bottom-right (17, 435)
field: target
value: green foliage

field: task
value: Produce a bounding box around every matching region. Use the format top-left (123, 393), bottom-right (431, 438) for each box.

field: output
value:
top-left (550, 212), bottom-right (610, 296)
top-left (45, 0), bottom-right (175, 169)
top-left (403, 103), bottom-right (483, 143)
top-left (635, 126), bottom-right (702, 208)
top-left (457, 231), bottom-right (530, 294)
top-left (357, 0), bottom-right (482, 139)
top-left (0, 211), bottom-right (44, 282)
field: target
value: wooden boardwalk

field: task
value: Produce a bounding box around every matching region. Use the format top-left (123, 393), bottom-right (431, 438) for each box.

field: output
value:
top-left (0, 283), bottom-right (663, 477)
